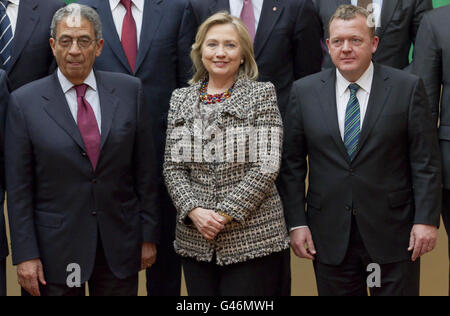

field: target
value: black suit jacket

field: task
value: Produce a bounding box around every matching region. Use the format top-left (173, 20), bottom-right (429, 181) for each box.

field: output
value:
top-left (279, 64), bottom-right (442, 265)
top-left (190, 0), bottom-right (323, 116)
top-left (0, 70), bottom-right (8, 260)
top-left (5, 0), bottom-right (64, 91)
top-left (5, 71), bottom-right (160, 284)
top-left (314, 0), bottom-right (432, 70)
top-left (412, 5), bottom-right (450, 188)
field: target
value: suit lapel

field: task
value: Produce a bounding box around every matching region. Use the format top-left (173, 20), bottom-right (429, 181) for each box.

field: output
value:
top-left (317, 70), bottom-right (351, 164)
top-left (209, 0), bottom-right (230, 16)
top-left (134, 0), bottom-right (164, 73)
top-left (377, 0), bottom-right (399, 38)
top-left (96, 0), bottom-right (133, 73)
top-left (253, 0), bottom-right (284, 60)
top-left (353, 64), bottom-right (391, 160)
top-left (8, 0), bottom-right (39, 74)
top-left (43, 73), bottom-right (86, 152)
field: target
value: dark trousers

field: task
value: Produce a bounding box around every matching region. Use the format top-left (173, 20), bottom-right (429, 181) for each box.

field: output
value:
top-left (37, 237), bottom-right (138, 296)
top-left (0, 259), bottom-right (5, 296)
top-left (146, 195), bottom-right (181, 296)
top-left (313, 217), bottom-right (420, 296)
top-left (182, 249), bottom-right (291, 296)
top-left (443, 189), bottom-right (450, 294)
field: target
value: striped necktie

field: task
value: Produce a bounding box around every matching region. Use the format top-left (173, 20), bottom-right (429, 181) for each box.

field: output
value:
top-left (0, 0), bottom-right (13, 70)
top-left (344, 83), bottom-right (361, 161)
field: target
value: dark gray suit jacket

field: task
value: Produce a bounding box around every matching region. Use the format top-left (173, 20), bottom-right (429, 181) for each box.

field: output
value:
top-left (190, 0), bottom-right (323, 117)
top-left (279, 64), bottom-right (442, 265)
top-left (5, 71), bottom-right (160, 284)
top-left (0, 70), bottom-right (8, 260)
top-left (5, 0), bottom-right (64, 91)
top-left (314, 0), bottom-right (432, 70)
top-left (412, 5), bottom-right (450, 188)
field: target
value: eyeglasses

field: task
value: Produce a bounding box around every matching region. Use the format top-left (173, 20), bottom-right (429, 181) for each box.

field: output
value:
top-left (55, 36), bottom-right (96, 49)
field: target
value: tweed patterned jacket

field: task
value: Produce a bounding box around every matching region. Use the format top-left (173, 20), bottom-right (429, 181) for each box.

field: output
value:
top-left (163, 78), bottom-right (290, 265)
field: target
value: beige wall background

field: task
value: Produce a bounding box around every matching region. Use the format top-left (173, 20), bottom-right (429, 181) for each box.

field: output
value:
top-left (4, 205), bottom-right (449, 296)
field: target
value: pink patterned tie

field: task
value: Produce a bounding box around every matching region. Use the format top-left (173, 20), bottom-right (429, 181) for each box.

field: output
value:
top-left (240, 0), bottom-right (255, 42)
top-left (120, 0), bottom-right (137, 72)
top-left (75, 84), bottom-right (100, 170)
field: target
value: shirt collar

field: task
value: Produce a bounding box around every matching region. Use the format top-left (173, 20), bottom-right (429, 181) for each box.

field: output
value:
top-left (7, 0), bottom-right (19, 6)
top-left (336, 62), bottom-right (374, 97)
top-left (57, 68), bottom-right (98, 94)
top-left (110, 0), bottom-right (144, 12)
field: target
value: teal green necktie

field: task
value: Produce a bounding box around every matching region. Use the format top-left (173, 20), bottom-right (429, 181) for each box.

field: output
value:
top-left (344, 83), bottom-right (361, 161)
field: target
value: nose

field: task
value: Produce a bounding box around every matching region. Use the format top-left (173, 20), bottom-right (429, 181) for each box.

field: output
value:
top-left (342, 40), bottom-right (352, 53)
top-left (215, 44), bottom-right (226, 58)
top-left (68, 40), bottom-right (82, 55)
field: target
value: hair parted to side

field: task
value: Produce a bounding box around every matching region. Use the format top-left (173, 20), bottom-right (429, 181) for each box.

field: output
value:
top-left (51, 3), bottom-right (103, 39)
top-left (189, 11), bottom-right (259, 85)
top-left (328, 5), bottom-right (376, 38)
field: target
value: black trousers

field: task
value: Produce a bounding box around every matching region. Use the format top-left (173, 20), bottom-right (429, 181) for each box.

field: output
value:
top-left (313, 216), bottom-right (420, 296)
top-left (37, 237), bottom-right (138, 296)
top-left (182, 249), bottom-right (291, 296)
top-left (146, 194), bottom-right (181, 296)
top-left (0, 259), bottom-right (6, 296)
top-left (442, 189), bottom-right (450, 294)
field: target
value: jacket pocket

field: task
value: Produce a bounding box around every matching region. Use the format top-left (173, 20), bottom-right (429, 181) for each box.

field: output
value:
top-left (34, 210), bottom-right (63, 229)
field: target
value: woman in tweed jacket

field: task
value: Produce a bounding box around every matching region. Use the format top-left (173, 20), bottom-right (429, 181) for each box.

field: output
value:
top-left (163, 12), bottom-right (290, 296)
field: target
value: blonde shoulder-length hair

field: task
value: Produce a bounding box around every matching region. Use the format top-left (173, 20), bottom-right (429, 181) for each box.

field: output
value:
top-left (189, 11), bottom-right (259, 85)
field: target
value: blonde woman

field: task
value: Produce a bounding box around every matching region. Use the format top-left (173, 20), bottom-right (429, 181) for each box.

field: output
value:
top-left (163, 12), bottom-right (290, 296)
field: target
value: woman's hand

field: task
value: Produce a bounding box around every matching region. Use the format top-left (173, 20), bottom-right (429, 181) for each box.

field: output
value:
top-left (189, 208), bottom-right (227, 240)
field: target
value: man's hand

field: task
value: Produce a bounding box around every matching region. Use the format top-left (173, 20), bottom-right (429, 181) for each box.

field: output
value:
top-left (188, 208), bottom-right (226, 240)
top-left (290, 227), bottom-right (316, 260)
top-left (408, 224), bottom-right (438, 262)
top-left (17, 259), bottom-right (46, 296)
top-left (141, 242), bottom-right (157, 270)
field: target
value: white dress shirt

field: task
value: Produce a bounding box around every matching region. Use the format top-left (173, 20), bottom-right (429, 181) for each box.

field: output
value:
top-left (57, 68), bottom-right (102, 132)
top-left (229, 0), bottom-right (264, 32)
top-left (336, 62), bottom-right (374, 140)
top-left (4, 0), bottom-right (19, 35)
top-left (289, 62), bottom-right (374, 233)
top-left (109, 0), bottom-right (144, 47)
top-left (351, 0), bottom-right (383, 28)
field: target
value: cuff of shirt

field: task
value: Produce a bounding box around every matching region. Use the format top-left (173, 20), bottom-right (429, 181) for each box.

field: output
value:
top-left (289, 226), bottom-right (308, 232)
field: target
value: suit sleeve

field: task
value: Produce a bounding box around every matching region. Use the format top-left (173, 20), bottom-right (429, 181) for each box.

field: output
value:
top-left (0, 72), bottom-right (9, 197)
top-left (412, 13), bottom-right (441, 126)
top-left (134, 81), bottom-right (162, 243)
top-left (408, 78), bottom-right (442, 227)
top-left (5, 94), bottom-right (40, 265)
top-left (215, 84), bottom-right (284, 225)
top-left (176, 1), bottom-right (197, 88)
top-left (293, 0), bottom-right (323, 79)
top-left (411, 0), bottom-right (433, 45)
top-left (278, 83), bottom-right (308, 229)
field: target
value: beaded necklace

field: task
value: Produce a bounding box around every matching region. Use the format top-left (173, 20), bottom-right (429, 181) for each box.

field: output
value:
top-left (200, 80), bottom-right (235, 105)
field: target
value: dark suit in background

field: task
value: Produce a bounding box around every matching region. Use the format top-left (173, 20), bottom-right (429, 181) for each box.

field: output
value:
top-left (78, 0), bottom-right (196, 296)
top-left (280, 64), bottom-right (442, 295)
top-left (3, 0), bottom-right (64, 91)
top-left (0, 70), bottom-right (8, 296)
top-left (314, 0), bottom-right (432, 70)
top-left (190, 0), bottom-right (323, 117)
top-left (412, 4), bottom-right (450, 292)
top-left (6, 71), bottom-right (159, 295)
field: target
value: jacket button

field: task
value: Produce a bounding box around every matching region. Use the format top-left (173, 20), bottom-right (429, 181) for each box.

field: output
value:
top-left (91, 211), bottom-right (97, 216)
top-left (352, 209), bottom-right (357, 215)
top-left (346, 206), bottom-right (351, 211)
top-left (81, 152), bottom-right (87, 157)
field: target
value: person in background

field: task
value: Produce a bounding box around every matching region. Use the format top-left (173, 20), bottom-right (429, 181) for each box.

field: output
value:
top-left (163, 12), bottom-right (290, 296)
top-left (412, 4), bottom-right (450, 294)
top-left (314, 0), bottom-right (433, 70)
top-left (279, 5), bottom-right (441, 296)
top-left (77, 0), bottom-right (196, 296)
top-left (5, 4), bottom-right (160, 296)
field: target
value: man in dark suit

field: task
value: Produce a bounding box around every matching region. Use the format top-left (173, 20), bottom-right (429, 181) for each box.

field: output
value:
top-left (279, 5), bottom-right (442, 296)
top-left (5, 4), bottom-right (160, 296)
top-left (190, 0), bottom-right (323, 117)
top-left (314, 0), bottom-right (432, 70)
top-left (0, 69), bottom-right (8, 296)
top-left (0, 0), bottom-right (64, 91)
top-left (412, 4), bottom-right (450, 292)
top-left (77, 0), bottom-right (196, 296)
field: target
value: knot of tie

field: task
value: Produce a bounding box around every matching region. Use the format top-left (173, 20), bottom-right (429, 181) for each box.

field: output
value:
top-left (120, 0), bottom-right (132, 11)
top-left (349, 83), bottom-right (360, 95)
top-left (74, 84), bottom-right (88, 98)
